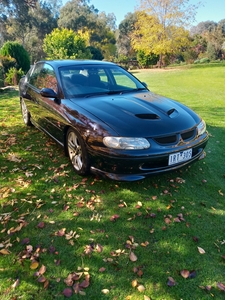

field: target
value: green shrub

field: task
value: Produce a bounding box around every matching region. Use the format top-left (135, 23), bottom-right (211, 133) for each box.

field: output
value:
top-left (0, 55), bottom-right (17, 73)
top-left (114, 55), bottom-right (129, 63)
top-left (5, 67), bottom-right (24, 85)
top-left (0, 41), bottom-right (30, 72)
top-left (113, 55), bottom-right (129, 69)
top-left (200, 57), bottom-right (210, 63)
top-left (43, 28), bottom-right (92, 60)
top-left (137, 50), bottom-right (158, 68)
top-left (86, 46), bottom-right (103, 60)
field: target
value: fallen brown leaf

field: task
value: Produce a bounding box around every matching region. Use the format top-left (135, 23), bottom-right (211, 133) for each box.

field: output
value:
top-left (44, 279), bottom-right (49, 289)
top-left (11, 278), bottom-right (20, 289)
top-left (0, 248), bottom-right (10, 255)
top-left (131, 279), bottom-right (138, 287)
top-left (137, 285), bottom-right (145, 292)
top-left (30, 260), bottom-right (39, 270)
top-left (167, 277), bottom-right (176, 286)
top-left (129, 251), bottom-right (137, 262)
top-left (79, 275), bottom-right (90, 288)
top-left (96, 244), bottom-right (103, 253)
top-left (99, 267), bottom-right (106, 272)
top-left (56, 228), bottom-right (66, 236)
top-left (197, 246), bottom-right (206, 254)
top-left (63, 287), bottom-right (73, 297)
top-left (164, 217), bottom-right (171, 224)
top-left (217, 282), bottom-right (225, 291)
top-left (39, 264), bottom-right (46, 275)
top-left (38, 276), bottom-right (46, 283)
top-left (73, 282), bottom-right (81, 294)
top-left (110, 214), bottom-right (120, 221)
top-left (180, 269), bottom-right (190, 279)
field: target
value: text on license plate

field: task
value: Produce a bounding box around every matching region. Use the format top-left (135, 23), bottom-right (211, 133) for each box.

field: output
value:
top-left (168, 149), bottom-right (192, 166)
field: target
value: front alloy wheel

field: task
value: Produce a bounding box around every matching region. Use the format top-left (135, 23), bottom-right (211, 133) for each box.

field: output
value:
top-left (66, 128), bottom-right (89, 175)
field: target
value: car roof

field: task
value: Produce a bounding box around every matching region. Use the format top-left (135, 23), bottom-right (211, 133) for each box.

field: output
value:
top-left (36, 59), bottom-right (116, 68)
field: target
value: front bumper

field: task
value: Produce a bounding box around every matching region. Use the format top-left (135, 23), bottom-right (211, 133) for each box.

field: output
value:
top-left (88, 133), bottom-right (209, 181)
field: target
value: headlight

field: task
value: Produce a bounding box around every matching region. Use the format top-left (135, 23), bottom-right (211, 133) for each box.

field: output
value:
top-left (197, 120), bottom-right (206, 136)
top-left (103, 137), bottom-right (150, 150)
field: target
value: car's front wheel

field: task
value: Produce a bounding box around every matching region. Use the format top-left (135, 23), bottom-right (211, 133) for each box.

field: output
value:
top-left (20, 98), bottom-right (32, 126)
top-left (66, 128), bottom-right (90, 175)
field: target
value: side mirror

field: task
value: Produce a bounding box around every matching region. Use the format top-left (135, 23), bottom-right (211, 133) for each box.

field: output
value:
top-left (40, 88), bottom-right (57, 98)
top-left (141, 82), bottom-right (148, 88)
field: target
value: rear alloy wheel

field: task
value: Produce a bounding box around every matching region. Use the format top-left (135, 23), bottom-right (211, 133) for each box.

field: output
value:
top-left (20, 98), bottom-right (32, 126)
top-left (66, 128), bottom-right (89, 175)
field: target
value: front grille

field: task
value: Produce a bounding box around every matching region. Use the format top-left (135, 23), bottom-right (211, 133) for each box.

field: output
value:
top-left (181, 129), bottom-right (195, 141)
top-left (154, 135), bottom-right (177, 144)
top-left (153, 129), bottom-right (196, 145)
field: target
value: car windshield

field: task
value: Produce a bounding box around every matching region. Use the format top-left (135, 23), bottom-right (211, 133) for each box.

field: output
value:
top-left (59, 64), bottom-right (147, 98)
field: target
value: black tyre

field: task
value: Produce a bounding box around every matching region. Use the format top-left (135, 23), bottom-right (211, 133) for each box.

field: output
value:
top-left (66, 128), bottom-right (90, 175)
top-left (20, 98), bottom-right (32, 126)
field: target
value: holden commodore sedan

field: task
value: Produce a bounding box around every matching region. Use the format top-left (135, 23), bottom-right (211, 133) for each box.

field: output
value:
top-left (19, 60), bottom-right (208, 181)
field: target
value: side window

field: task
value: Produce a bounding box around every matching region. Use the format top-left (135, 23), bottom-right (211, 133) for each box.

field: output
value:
top-left (42, 64), bottom-right (58, 93)
top-left (98, 68), bottom-right (108, 84)
top-left (30, 63), bottom-right (58, 93)
top-left (29, 63), bottom-right (43, 87)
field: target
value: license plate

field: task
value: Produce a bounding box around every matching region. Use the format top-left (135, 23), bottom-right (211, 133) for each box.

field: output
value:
top-left (168, 149), bottom-right (192, 166)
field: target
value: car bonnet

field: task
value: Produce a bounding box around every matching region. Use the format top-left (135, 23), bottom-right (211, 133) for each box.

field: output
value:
top-left (71, 91), bottom-right (200, 137)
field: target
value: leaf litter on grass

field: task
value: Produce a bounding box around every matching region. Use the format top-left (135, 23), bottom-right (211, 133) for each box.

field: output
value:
top-left (1, 87), bottom-right (225, 299)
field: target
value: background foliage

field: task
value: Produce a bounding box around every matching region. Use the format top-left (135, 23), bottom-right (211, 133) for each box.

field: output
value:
top-left (0, 0), bottom-right (224, 83)
top-left (43, 28), bottom-right (92, 60)
top-left (0, 41), bottom-right (30, 72)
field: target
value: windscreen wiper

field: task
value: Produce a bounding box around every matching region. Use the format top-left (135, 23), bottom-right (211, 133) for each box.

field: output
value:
top-left (108, 88), bottom-right (147, 95)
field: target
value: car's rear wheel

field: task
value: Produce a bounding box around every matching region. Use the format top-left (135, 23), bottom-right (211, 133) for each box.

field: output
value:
top-left (66, 128), bottom-right (90, 175)
top-left (20, 98), bottom-right (32, 126)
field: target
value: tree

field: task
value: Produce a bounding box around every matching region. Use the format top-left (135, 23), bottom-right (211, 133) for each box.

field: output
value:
top-left (25, 1), bottom-right (58, 62)
top-left (43, 28), bottom-right (92, 59)
top-left (58, 0), bottom-right (98, 32)
top-left (0, 1), bottom-right (60, 61)
top-left (182, 34), bottom-right (207, 63)
top-left (0, 0), bottom-right (31, 46)
top-left (117, 12), bottom-right (138, 57)
top-left (218, 19), bottom-right (225, 34)
top-left (131, 0), bottom-right (198, 66)
top-left (5, 0), bottom-right (38, 8)
top-left (58, 0), bottom-right (116, 59)
top-left (190, 19), bottom-right (225, 61)
top-left (205, 26), bottom-right (225, 60)
top-left (190, 21), bottom-right (217, 36)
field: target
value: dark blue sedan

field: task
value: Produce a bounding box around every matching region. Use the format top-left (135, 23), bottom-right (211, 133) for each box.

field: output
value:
top-left (19, 60), bottom-right (208, 181)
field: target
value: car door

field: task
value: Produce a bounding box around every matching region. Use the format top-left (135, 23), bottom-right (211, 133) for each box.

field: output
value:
top-left (33, 63), bottom-right (67, 144)
top-left (25, 62), bottom-right (44, 124)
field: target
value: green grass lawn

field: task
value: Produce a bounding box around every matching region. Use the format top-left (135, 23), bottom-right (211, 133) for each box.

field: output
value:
top-left (0, 64), bottom-right (225, 300)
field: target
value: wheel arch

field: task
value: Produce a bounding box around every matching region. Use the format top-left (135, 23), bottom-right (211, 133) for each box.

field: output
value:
top-left (63, 125), bottom-right (87, 157)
